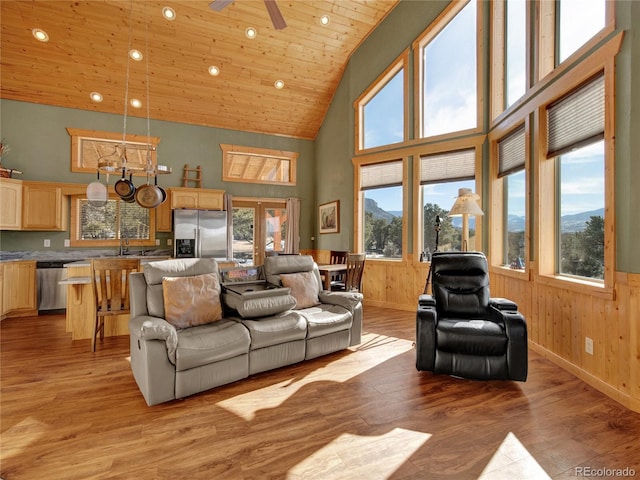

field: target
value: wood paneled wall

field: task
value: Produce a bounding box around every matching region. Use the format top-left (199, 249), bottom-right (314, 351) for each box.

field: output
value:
top-left (311, 249), bottom-right (640, 413)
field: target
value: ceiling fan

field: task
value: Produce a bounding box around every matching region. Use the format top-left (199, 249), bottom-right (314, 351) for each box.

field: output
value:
top-left (209, 0), bottom-right (287, 30)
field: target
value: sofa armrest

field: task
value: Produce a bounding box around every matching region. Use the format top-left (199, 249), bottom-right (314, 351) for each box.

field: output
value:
top-left (318, 291), bottom-right (363, 312)
top-left (129, 315), bottom-right (178, 365)
top-left (418, 294), bottom-right (436, 307)
top-left (489, 297), bottom-right (518, 311)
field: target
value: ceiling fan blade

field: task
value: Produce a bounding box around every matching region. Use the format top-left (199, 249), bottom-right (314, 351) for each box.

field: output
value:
top-left (208, 0), bottom-right (234, 12)
top-left (264, 0), bottom-right (287, 30)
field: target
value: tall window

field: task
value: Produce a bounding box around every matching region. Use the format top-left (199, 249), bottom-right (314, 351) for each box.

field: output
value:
top-left (363, 69), bottom-right (404, 149)
top-left (420, 0), bottom-right (477, 137)
top-left (420, 149), bottom-right (476, 254)
top-left (361, 160), bottom-right (403, 259)
top-left (547, 73), bottom-right (605, 281)
top-left (505, 0), bottom-right (526, 107)
top-left (71, 197), bottom-right (154, 247)
top-left (558, 0), bottom-right (606, 63)
top-left (498, 125), bottom-right (526, 269)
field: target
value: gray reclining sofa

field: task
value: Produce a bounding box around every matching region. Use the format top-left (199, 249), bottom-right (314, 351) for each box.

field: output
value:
top-left (128, 255), bottom-right (363, 406)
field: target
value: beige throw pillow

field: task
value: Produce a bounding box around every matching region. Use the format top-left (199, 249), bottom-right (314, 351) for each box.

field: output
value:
top-left (280, 271), bottom-right (319, 309)
top-left (162, 273), bottom-right (222, 329)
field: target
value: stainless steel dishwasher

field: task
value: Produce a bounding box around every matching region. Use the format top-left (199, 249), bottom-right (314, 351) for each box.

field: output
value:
top-left (36, 260), bottom-right (69, 313)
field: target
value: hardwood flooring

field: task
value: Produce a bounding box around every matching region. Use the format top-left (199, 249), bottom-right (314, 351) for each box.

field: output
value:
top-left (1, 308), bottom-right (639, 480)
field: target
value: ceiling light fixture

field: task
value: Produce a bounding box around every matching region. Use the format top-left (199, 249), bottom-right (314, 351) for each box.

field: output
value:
top-left (208, 65), bottom-right (220, 76)
top-left (90, 92), bottom-right (103, 103)
top-left (245, 27), bottom-right (257, 39)
top-left (32, 28), bottom-right (49, 42)
top-left (130, 98), bottom-right (142, 108)
top-left (162, 6), bottom-right (176, 20)
top-left (129, 49), bottom-right (143, 61)
top-left (320, 14), bottom-right (330, 26)
top-left (274, 80), bottom-right (285, 89)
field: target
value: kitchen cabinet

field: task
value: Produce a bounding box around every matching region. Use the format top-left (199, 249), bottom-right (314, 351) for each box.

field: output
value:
top-left (1, 261), bottom-right (37, 319)
top-left (156, 191), bottom-right (173, 232)
top-left (170, 187), bottom-right (224, 210)
top-left (22, 182), bottom-right (68, 231)
top-left (0, 178), bottom-right (23, 230)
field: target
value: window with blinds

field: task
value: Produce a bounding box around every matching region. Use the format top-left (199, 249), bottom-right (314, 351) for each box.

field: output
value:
top-left (419, 149), bottom-right (475, 184)
top-left (78, 198), bottom-right (151, 242)
top-left (498, 125), bottom-right (526, 177)
top-left (360, 160), bottom-right (403, 190)
top-left (546, 73), bottom-right (605, 158)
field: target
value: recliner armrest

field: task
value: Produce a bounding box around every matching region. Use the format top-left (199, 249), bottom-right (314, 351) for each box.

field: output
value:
top-left (319, 291), bottom-right (363, 312)
top-left (130, 315), bottom-right (178, 365)
top-left (418, 294), bottom-right (436, 307)
top-left (489, 297), bottom-right (518, 311)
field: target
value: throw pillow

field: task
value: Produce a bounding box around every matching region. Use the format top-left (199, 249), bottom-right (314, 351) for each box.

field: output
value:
top-left (162, 273), bottom-right (222, 329)
top-left (280, 271), bottom-right (319, 309)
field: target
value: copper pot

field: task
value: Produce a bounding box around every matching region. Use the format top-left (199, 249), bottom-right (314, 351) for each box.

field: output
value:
top-left (115, 170), bottom-right (135, 198)
top-left (135, 182), bottom-right (163, 209)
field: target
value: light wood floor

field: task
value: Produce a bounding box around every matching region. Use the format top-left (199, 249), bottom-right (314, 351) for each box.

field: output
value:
top-left (1, 308), bottom-right (639, 480)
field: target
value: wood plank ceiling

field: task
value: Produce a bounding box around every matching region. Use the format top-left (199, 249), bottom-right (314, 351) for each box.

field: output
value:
top-left (0, 1), bottom-right (399, 140)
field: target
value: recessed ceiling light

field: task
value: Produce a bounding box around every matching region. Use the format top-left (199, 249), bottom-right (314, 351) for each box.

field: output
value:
top-left (162, 6), bottom-right (176, 20)
top-left (129, 49), bottom-right (143, 61)
top-left (320, 15), bottom-right (330, 26)
top-left (130, 99), bottom-right (142, 108)
top-left (208, 66), bottom-right (220, 76)
top-left (274, 80), bottom-right (285, 89)
top-left (32, 28), bottom-right (49, 42)
top-left (245, 27), bottom-right (257, 39)
top-left (90, 92), bottom-right (103, 102)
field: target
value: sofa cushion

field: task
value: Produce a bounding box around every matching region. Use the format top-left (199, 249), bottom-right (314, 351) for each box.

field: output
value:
top-left (240, 310), bottom-right (308, 349)
top-left (298, 304), bottom-right (352, 339)
top-left (162, 273), bottom-right (223, 329)
top-left (145, 258), bottom-right (218, 318)
top-left (280, 271), bottom-right (320, 309)
top-left (175, 319), bottom-right (251, 371)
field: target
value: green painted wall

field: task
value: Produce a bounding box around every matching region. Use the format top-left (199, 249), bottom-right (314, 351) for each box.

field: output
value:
top-left (316, 0), bottom-right (640, 273)
top-left (0, 99), bottom-right (315, 252)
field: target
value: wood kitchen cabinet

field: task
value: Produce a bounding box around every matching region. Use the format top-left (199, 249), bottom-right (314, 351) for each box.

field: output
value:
top-left (170, 187), bottom-right (224, 210)
top-left (1, 261), bottom-right (37, 319)
top-left (156, 191), bottom-right (173, 232)
top-left (0, 178), bottom-right (23, 230)
top-left (22, 181), bottom-right (69, 231)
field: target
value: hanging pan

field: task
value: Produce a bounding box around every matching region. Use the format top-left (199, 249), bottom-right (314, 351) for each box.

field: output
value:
top-left (135, 175), bottom-right (163, 209)
top-left (86, 171), bottom-right (108, 206)
top-left (115, 168), bottom-right (135, 198)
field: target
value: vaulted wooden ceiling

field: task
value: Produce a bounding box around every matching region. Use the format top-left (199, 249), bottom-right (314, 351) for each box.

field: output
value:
top-left (0, 1), bottom-right (399, 140)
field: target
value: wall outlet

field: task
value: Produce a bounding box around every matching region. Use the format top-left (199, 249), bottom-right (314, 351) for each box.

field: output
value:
top-left (44, 239), bottom-right (51, 247)
top-left (167, 239), bottom-right (172, 246)
top-left (155, 239), bottom-right (160, 246)
top-left (64, 239), bottom-right (70, 247)
top-left (585, 337), bottom-right (594, 355)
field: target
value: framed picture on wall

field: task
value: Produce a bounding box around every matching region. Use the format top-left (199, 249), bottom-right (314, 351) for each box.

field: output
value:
top-left (319, 200), bottom-right (340, 234)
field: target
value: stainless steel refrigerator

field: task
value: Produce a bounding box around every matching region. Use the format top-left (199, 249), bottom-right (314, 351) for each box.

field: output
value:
top-left (173, 210), bottom-right (228, 260)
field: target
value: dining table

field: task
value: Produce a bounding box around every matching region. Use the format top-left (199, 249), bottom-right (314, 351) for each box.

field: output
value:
top-left (317, 263), bottom-right (348, 290)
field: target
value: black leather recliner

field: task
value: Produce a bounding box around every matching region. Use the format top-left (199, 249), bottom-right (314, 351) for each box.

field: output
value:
top-left (416, 251), bottom-right (528, 381)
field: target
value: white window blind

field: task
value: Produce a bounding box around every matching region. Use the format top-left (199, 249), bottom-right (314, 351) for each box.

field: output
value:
top-left (498, 125), bottom-right (526, 177)
top-left (360, 160), bottom-right (403, 190)
top-left (419, 149), bottom-right (475, 184)
top-left (547, 73), bottom-right (605, 158)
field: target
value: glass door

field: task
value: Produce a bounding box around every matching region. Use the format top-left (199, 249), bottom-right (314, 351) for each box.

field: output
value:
top-left (232, 200), bottom-right (287, 266)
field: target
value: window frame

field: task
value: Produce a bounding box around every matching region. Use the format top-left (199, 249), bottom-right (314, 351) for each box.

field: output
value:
top-left (489, 117), bottom-right (531, 280)
top-left (353, 155), bottom-right (408, 263)
top-left (69, 193), bottom-right (156, 248)
top-left (220, 144), bottom-right (298, 186)
top-left (535, 35), bottom-right (620, 298)
top-left (412, 0), bottom-right (484, 142)
top-left (353, 50), bottom-right (409, 154)
top-left (412, 136), bottom-right (485, 262)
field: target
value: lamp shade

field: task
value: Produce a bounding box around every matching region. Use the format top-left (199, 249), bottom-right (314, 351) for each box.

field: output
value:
top-left (448, 188), bottom-right (484, 217)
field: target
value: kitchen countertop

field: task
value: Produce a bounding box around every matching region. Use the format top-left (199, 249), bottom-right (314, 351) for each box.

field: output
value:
top-left (0, 249), bottom-right (172, 264)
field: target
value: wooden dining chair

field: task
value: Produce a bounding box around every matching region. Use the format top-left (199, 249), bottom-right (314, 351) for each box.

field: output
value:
top-left (328, 250), bottom-right (349, 284)
top-left (90, 258), bottom-right (140, 352)
top-left (331, 253), bottom-right (366, 293)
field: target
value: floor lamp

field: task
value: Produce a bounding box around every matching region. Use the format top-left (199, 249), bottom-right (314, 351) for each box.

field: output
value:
top-left (448, 188), bottom-right (484, 252)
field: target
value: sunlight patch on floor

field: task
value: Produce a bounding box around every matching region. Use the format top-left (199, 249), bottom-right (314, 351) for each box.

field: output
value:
top-left (1, 416), bottom-right (48, 460)
top-left (217, 333), bottom-right (413, 421)
top-left (287, 427), bottom-right (431, 480)
top-left (478, 432), bottom-right (552, 480)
